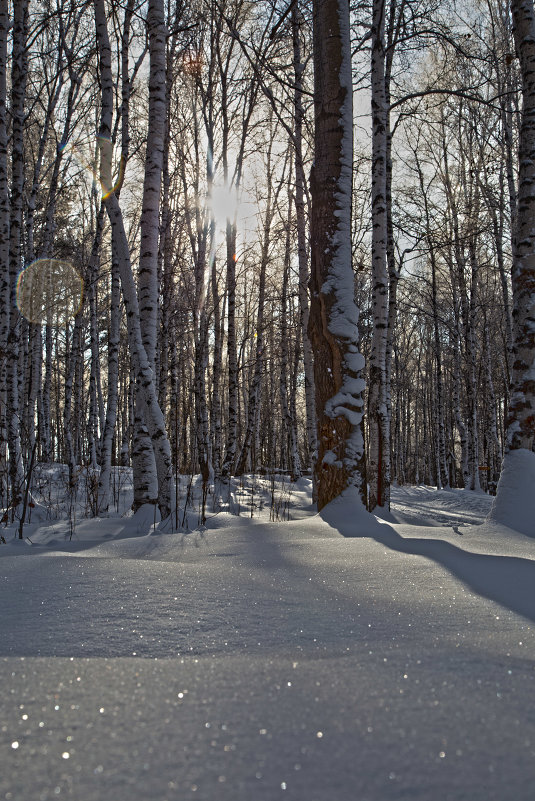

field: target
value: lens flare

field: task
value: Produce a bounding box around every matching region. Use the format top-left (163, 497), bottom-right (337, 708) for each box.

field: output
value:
top-left (16, 259), bottom-right (83, 326)
top-left (97, 135), bottom-right (125, 199)
top-left (60, 137), bottom-right (124, 200)
top-left (210, 183), bottom-right (240, 226)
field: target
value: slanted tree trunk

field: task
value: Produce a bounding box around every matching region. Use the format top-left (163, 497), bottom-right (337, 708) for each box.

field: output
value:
top-left (95, 0), bottom-right (172, 519)
top-left (490, 0), bottom-right (535, 533)
top-left (98, 2), bottom-right (134, 512)
top-left (308, 0), bottom-right (367, 510)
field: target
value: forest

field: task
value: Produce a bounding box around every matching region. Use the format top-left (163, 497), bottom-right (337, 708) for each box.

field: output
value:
top-left (4, 3), bottom-right (535, 799)
top-left (1, 0), bottom-right (535, 533)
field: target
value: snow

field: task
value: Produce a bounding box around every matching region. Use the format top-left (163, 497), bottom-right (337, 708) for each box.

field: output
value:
top-left (1, 479), bottom-right (535, 799)
top-left (489, 448), bottom-right (535, 536)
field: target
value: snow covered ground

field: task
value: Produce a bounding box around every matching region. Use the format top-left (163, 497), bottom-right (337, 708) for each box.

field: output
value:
top-left (1, 479), bottom-right (535, 800)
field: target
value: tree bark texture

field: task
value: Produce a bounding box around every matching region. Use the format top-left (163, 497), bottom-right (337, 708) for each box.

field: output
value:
top-left (308, 0), bottom-right (367, 510)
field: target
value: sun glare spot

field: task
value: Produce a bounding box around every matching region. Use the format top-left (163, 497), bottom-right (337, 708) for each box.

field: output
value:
top-left (61, 137), bottom-right (123, 200)
top-left (209, 184), bottom-right (240, 227)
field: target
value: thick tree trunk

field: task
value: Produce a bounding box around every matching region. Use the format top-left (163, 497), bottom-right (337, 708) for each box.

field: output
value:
top-left (308, 0), bottom-right (367, 511)
top-left (491, 0), bottom-right (535, 533)
top-left (95, 0), bottom-right (172, 519)
top-left (133, 0), bottom-right (168, 510)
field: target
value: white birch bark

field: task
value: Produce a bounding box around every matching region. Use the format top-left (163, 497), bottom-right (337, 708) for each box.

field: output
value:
top-left (97, 246), bottom-right (120, 514)
top-left (308, 0), bottom-right (367, 510)
top-left (292, 1), bottom-right (317, 472)
top-left (138, 0), bottom-right (166, 373)
top-left (490, 0), bottom-right (535, 532)
top-left (95, 0), bottom-right (172, 519)
top-left (0, 0), bottom-right (9, 505)
top-left (368, 0), bottom-right (391, 510)
top-left (98, 2), bottom-right (133, 512)
top-left (210, 226), bottom-right (224, 479)
top-left (466, 241), bottom-right (481, 491)
top-left (41, 325), bottom-right (53, 462)
top-left (132, 0), bottom-right (167, 508)
top-left (220, 224), bottom-right (238, 481)
top-left (7, 0), bottom-right (28, 518)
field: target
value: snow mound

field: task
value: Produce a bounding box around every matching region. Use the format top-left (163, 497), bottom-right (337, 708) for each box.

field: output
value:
top-left (320, 486), bottom-right (391, 537)
top-left (488, 449), bottom-right (535, 537)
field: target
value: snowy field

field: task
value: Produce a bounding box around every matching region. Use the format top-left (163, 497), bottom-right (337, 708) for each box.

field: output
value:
top-left (1, 477), bottom-right (535, 800)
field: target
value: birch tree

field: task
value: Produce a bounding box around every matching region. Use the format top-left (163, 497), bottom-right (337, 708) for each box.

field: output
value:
top-left (490, 0), bottom-right (535, 533)
top-left (95, 0), bottom-right (172, 519)
top-left (0, 0), bottom-right (9, 508)
top-left (368, 0), bottom-right (391, 510)
top-left (132, 0), bottom-right (168, 510)
top-left (8, 0), bottom-right (28, 518)
top-left (291, 0), bottom-right (317, 471)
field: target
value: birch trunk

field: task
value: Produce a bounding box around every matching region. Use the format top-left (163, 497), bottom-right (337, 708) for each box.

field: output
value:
top-left (95, 0), bottom-right (172, 519)
top-left (98, 2), bottom-right (134, 511)
top-left (466, 241), bottom-right (481, 491)
top-left (97, 245), bottom-right (121, 513)
top-left (309, 0), bottom-right (367, 510)
top-left (220, 220), bottom-right (238, 479)
top-left (292, 2), bottom-right (317, 471)
top-left (368, 0), bottom-right (390, 510)
top-left (210, 230), bottom-right (223, 478)
top-left (132, 0), bottom-right (168, 509)
top-left (491, 0), bottom-right (535, 531)
top-left (138, 0), bottom-right (166, 374)
top-left (0, 0), bottom-right (9, 504)
top-left (8, 0), bottom-right (28, 519)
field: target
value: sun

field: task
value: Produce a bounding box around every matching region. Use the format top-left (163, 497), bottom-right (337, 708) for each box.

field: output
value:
top-left (209, 183), bottom-right (240, 227)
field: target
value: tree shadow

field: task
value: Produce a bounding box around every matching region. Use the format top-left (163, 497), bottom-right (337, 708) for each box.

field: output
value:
top-left (325, 512), bottom-right (535, 624)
